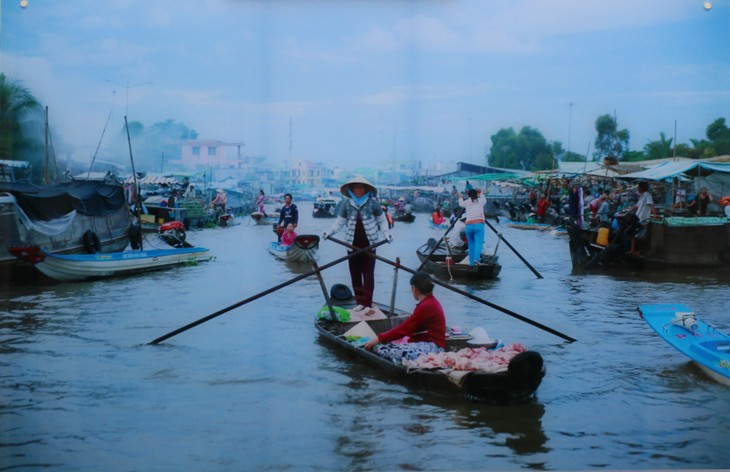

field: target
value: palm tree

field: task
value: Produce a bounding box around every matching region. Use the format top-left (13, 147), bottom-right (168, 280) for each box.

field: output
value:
top-left (0, 73), bottom-right (42, 161)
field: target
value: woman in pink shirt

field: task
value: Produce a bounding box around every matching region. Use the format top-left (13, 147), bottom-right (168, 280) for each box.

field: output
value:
top-left (280, 223), bottom-right (297, 246)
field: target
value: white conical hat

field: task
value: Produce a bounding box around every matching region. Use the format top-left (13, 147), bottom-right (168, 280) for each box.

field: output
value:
top-left (340, 176), bottom-right (377, 198)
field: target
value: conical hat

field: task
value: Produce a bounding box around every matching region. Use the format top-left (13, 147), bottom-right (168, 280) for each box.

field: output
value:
top-left (340, 176), bottom-right (377, 198)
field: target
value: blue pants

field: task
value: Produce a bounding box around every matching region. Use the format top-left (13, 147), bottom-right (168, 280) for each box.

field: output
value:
top-left (465, 223), bottom-right (485, 265)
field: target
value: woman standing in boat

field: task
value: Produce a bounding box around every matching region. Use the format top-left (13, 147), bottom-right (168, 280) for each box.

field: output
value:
top-left (458, 187), bottom-right (487, 266)
top-left (364, 272), bottom-right (446, 363)
top-left (323, 176), bottom-right (392, 312)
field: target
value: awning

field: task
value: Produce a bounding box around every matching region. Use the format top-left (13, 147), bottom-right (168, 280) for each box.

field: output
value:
top-left (442, 173), bottom-right (522, 182)
top-left (620, 161), bottom-right (730, 181)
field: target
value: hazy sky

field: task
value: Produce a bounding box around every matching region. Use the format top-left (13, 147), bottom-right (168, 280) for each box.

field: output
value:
top-left (2, 0), bottom-right (729, 169)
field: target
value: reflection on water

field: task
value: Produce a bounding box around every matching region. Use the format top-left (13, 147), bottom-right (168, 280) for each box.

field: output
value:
top-left (1, 205), bottom-right (729, 470)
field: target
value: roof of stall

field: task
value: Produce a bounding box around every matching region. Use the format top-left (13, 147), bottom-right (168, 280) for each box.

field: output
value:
top-left (619, 161), bottom-right (730, 181)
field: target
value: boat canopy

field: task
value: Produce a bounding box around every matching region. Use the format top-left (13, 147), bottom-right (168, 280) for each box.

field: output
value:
top-left (0, 181), bottom-right (127, 221)
top-left (620, 161), bottom-right (730, 181)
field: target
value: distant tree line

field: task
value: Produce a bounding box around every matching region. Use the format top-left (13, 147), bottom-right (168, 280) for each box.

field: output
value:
top-left (488, 113), bottom-right (730, 171)
top-left (1, 73), bottom-right (728, 178)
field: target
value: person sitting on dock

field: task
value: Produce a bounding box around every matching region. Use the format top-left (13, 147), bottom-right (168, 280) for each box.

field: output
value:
top-left (364, 272), bottom-right (446, 364)
top-left (280, 223), bottom-right (297, 247)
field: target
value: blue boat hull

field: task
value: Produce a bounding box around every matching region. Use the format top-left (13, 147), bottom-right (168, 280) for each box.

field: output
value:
top-left (638, 303), bottom-right (730, 385)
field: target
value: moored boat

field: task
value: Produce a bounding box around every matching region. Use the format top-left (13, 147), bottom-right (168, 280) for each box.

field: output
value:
top-left (567, 214), bottom-right (730, 272)
top-left (638, 303), bottom-right (730, 386)
top-left (0, 179), bottom-right (133, 272)
top-left (268, 234), bottom-right (320, 262)
top-left (8, 243), bottom-right (211, 282)
top-left (315, 292), bottom-right (545, 403)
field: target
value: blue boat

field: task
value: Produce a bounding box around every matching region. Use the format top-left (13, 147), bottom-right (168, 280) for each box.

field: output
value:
top-left (9, 244), bottom-right (211, 282)
top-left (638, 303), bottom-right (730, 386)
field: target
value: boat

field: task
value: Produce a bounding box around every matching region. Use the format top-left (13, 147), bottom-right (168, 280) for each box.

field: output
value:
top-left (417, 252), bottom-right (502, 280)
top-left (416, 238), bottom-right (468, 264)
top-left (268, 234), bottom-right (320, 262)
top-left (8, 242), bottom-right (211, 282)
top-left (393, 212), bottom-right (415, 223)
top-left (428, 217), bottom-right (449, 229)
top-left (506, 219), bottom-right (554, 230)
top-left (250, 211), bottom-right (280, 225)
top-left (568, 160), bottom-right (730, 272)
top-left (0, 177), bottom-right (133, 272)
top-left (637, 303), bottom-right (730, 386)
top-left (567, 213), bottom-right (730, 272)
top-left (312, 197), bottom-right (338, 218)
top-left (315, 290), bottom-right (545, 403)
top-left (415, 237), bottom-right (501, 280)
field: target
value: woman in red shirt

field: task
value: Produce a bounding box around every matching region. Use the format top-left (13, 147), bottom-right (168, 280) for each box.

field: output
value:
top-left (364, 272), bottom-right (446, 364)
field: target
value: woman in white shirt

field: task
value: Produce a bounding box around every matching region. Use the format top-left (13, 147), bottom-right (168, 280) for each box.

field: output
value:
top-left (458, 188), bottom-right (487, 265)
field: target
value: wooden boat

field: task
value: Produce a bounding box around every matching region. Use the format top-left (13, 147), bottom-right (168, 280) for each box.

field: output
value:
top-left (393, 212), bottom-right (415, 223)
top-left (268, 234), bottom-right (320, 262)
top-left (417, 238), bottom-right (501, 280)
top-left (250, 211), bottom-right (279, 225)
top-left (506, 219), bottom-right (553, 230)
top-left (0, 179), bottom-right (133, 271)
top-left (8, 243), bottom-right (211, 282)
top-left (416, 239), bottom-right (468, 264)
top-left (315, 295), bottom-right (545, 403)
top-left (312, 197), bottom-right (338, 218)
top-left (638, 303), bottom-right (730, 386)
top-left (417, 253), bottom-right (502, 280)
top-left (567, 213), bottom-right (730, 272)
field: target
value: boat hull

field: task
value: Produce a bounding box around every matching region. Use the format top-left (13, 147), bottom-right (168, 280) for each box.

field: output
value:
top-left (9, 245), bottom-right (211, 282)
top-left (417, 249), bottom-right (501, 280)
top-left (250, 212), bottom-right (279, 225)
top-left (568, 216), bottom-right (730, 271)
top-left (268, 234), bottom-right (320, 262)
top-left (638, 303), bottom-right (730, 386)
top-left (315, 299), bottom-right (544, 403)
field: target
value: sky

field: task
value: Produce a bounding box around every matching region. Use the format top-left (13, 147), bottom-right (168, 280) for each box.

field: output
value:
top-left (2, 0), bottom-right (729, 171)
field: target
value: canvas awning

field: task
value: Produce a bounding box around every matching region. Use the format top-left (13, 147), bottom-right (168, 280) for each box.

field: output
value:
top-left (620, 161), bottom-right (730, 181)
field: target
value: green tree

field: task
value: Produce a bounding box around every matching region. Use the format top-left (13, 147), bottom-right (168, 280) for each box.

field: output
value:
top-left (593, 114), bottom-right (630, 161)
top-left (706, 117), bottom-right (730, 155)
top-left (488, 126), bottom-right (556, 171)
top-left (0, 73), bottom-right (43, 162)
top-left (643, 132), bottom-right (673, 160)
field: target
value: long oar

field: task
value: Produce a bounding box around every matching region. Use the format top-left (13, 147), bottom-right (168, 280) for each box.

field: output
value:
top-left (148, 239), bottom-right (388, 345)
top-left (417, 208), bottom-right (465, 271)
top-left (483, 219), bottom-right (543, 279)
top-left (328, 236), bottom-right (575, 343)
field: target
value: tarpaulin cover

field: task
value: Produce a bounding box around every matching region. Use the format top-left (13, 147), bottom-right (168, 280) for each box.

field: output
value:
top-left (0, 181), bottom-right (127, 221)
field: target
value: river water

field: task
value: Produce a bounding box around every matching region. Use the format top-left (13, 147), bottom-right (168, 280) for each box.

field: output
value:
top-left (2, 203), bottom-right (729, 471)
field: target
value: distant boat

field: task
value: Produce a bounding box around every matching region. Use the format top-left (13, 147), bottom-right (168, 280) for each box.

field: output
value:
top-left (638, 303), bottom-right (730, 386)
top-left (268, 234), bottom-right (320, 262)
top-left (0, 178), bottom-right (133, 271)
top-left (8, 244), bottom-right (211, 282)
top-left (250, 211), bottom-right (279, 225)
top-left (312, 197), bottom-right (338, 218)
